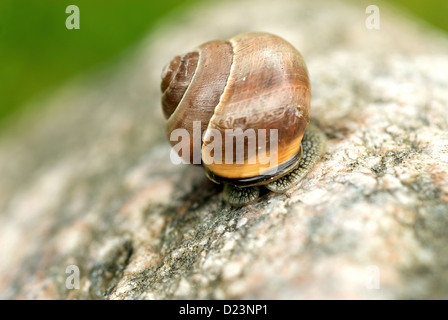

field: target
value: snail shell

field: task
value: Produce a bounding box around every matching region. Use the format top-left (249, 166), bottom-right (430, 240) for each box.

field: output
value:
top-left (161, 32), bottom-right (310, 187)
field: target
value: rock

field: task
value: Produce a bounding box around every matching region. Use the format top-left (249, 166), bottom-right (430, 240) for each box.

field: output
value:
top-left (1, 0), bottom-right (448, 299)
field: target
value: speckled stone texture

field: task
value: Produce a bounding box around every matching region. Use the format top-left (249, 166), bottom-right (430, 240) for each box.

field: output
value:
top-left (1, 0), bottom-right (448, 299)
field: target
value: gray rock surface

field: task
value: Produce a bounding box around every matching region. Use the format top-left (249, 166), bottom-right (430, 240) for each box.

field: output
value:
top-left (1, 0), bottom-right (448, 299)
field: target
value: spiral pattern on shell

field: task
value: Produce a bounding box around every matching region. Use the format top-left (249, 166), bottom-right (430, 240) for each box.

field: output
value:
top-left (161, 32), bottom-right (311, 187)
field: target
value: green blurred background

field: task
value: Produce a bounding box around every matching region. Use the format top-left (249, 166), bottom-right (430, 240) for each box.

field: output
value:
top-left (0, 0), bottom-right (447, 134)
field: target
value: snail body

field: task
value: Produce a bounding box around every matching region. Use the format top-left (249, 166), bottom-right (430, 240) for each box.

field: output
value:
top-left (161, 32), bottom-right (325, 206)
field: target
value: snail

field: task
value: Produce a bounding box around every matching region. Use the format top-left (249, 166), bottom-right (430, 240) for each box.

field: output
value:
top-left (161, 32), bottom-right (326, 207)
